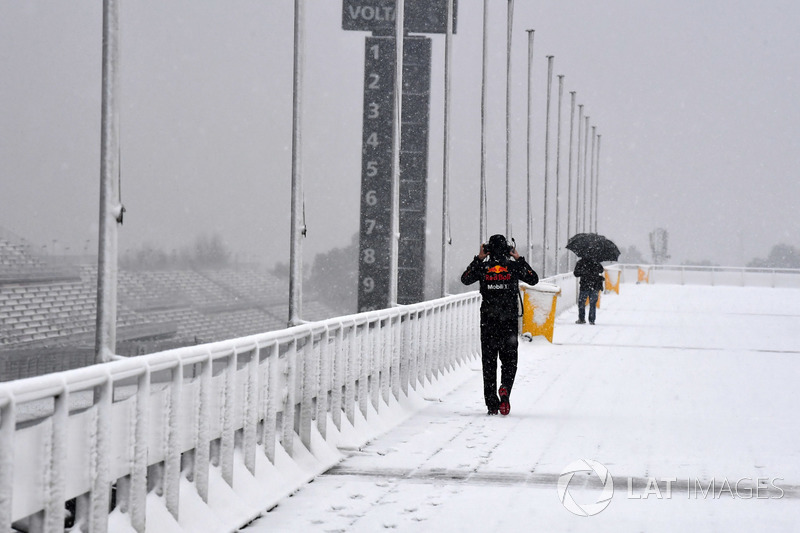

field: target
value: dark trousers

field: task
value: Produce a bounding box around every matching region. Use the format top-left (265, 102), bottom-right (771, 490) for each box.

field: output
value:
top-left (578, 288), bottom-right (600, 323)
top-left (480, 317), bottom-right (518, 409)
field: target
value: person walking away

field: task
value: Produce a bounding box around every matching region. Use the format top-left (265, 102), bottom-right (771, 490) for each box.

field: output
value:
top-left (574, 257), bottom-right (604, 324)
top-left (461, 234), bottom-right (539, 415)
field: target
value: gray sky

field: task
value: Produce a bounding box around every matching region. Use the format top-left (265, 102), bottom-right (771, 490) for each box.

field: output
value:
top-left (2, 1), bottom-right (799, 277)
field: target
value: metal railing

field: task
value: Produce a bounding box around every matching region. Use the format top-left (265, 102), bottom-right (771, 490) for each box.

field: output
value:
top-left (0, 292), bottom-right (481, 532)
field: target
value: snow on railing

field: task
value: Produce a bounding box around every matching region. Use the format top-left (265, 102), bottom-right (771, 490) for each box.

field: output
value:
top-left (616, 264), bottom-right (800, 288)
top-left (0, 292), bottom-right (481, 533)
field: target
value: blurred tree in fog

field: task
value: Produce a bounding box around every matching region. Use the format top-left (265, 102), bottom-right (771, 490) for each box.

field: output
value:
top-left (306, 233), bottom-right (359, 315)
top-left (192, 234), bottom-right (231, 267)
top-left (747, 244), bottom-right (800, 269)
top-left (618, 245), bottom-right (645, 264)
top-left (121, 234), bottom-right (232, 270)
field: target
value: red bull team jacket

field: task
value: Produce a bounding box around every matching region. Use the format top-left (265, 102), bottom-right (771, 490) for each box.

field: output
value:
top-left (461, 255), bottom-right (539, 320)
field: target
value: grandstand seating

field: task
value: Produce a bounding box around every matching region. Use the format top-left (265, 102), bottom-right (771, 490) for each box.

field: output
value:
top-left (0, 232), bottom-right (338, 380)
top-left (119, 269), bottom-right (232, 310)
top-left (0, 238), bottom-right (80, 284)
top-left (0, 271), bottom-right (144, 347)
top-left (200, 268), bottom-right (287, 306)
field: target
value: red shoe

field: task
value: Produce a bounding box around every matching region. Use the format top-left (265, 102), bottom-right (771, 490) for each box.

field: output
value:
top-left (498, 387), bottom-right (510, 416)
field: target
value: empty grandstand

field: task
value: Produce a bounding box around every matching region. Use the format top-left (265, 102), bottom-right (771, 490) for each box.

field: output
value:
top-left (0, 228), bottom-right (337, 381)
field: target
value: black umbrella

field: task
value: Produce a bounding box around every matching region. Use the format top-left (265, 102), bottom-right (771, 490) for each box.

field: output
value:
top-left (566, 233), bottom-right (621, 262)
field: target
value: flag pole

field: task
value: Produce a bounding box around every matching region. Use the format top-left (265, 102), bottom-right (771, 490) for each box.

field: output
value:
top-left (95, 0), bottom-right (121, 363)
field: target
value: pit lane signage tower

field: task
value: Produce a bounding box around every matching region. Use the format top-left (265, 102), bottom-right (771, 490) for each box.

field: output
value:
top-left (343, 0), bottom-right (457, 311)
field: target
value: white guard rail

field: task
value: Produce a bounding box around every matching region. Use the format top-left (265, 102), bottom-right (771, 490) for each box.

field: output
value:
top-left (0, 292), bottom-right (481, 533)
top-left (617, 264), bottom-right (800, 288)
top-left (541, 272), bottom-right (578, 312)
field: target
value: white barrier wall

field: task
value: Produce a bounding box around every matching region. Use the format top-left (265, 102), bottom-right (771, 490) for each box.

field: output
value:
top-left (545, 272), bottom-right (578, 312)
top-left (0, 292), bottom-right (481, 533)
top-left (618, 264), bottom-right (800, 288)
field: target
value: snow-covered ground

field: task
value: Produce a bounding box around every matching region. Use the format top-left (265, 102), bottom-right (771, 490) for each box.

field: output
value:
top-left (243, 283), bottom-right (800, 532)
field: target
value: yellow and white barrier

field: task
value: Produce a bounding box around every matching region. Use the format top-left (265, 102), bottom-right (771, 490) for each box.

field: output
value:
top-left (604, 266), bottom-right (621, 294)
top-left (520, 282), bottom-right (561, 343)
top-left (637, 266), bottom-right (651, 284)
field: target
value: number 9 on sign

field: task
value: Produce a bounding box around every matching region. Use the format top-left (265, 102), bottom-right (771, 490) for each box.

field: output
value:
top-left (362, 277), bottom-right (375, 292)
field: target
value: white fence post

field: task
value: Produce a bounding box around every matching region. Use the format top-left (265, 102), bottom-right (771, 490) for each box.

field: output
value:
top-left (316, 327), bottom-right (331, 440)
top-left (358, 321), bottom-right (370, 420)
top-left (0, 395), bottom-right (15, 532)
top-left (89, 374), bottom-right (112, 533)
top-left (282, 339), bottom-right (297, 457)
top-left (244, 345), bottom-right (259, 476)
top-left (129, 368), bottom-right (150, 531)
top-left (300, 331), bottom-right (316, 451)
top-left (331, 325), bottom-right (345, 431)
top-left (40, 384), bottom-right (68, 532)
top-left (398, 313), bottom-right (410, 397)
top-left (164, 359), bottom-right (182, 520)
top-left (220, 350), bottom-right (236, 487)
top-left (263, 341), bottom-right (279, 464)
top-left (379, 317), bottom-right (391, 407)
top-left (345, 321), bottom-right (357, 427)
top-left (370, 320), bottom-right (381, 413)
top-left (421, 308), bottom-right (431, 386)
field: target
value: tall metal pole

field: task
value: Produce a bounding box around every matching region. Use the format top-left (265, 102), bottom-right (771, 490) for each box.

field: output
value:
top-left (589, 125), bottom-right (596, 236)
top-left (95, 0), bottom-right (120, 363)
top-left (288, 0), bottom-right (306, 326)
top-left (440, 0), bottom-right (454, 297)
top-left (542, 56), bottom-right (553, 277)
top-left (525, 30), bottom-right (534, 262)
top-left (388, 0), bottom-right (405, 306)
top-left (566, 91), bottom-right (576, 270)
top-left (595, 134), bottom-right (602, 233)
top-left (479, 0), bottom-right (489, 243)
top-left (554, 75), bottom-right (564, 274)
top-left (505, 0), bottom-right (515, 238)
top-left (583, 115), bottom-right (590, 233)
top-left (576, 104), bottom-right (583, 234)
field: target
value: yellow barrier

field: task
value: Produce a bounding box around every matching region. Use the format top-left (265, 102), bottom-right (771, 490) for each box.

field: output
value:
top-left (521, 282), bottom-right (561, 343)
top-left (604, 268), bottom-right (620, 294)
top-left (637, 266), bottom-right (650, 284)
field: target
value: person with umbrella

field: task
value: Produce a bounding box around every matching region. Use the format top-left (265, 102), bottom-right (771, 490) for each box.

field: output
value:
top-left (461, 234), bottom-right (539, 415)
top-left (566, 233), bottom-right (620, 325)
top-left (574, 257), bottom-right (605, 324)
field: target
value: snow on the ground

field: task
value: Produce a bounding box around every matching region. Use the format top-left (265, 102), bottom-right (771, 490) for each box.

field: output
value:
top-left (242, 284), bottom-right (800, 533)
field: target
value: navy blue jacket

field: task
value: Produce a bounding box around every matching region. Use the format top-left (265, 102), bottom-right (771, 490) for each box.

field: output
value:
top-left (461, 254), bottom-right (538, 320)
top-left (574, 258), bottom-right (605, 292)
